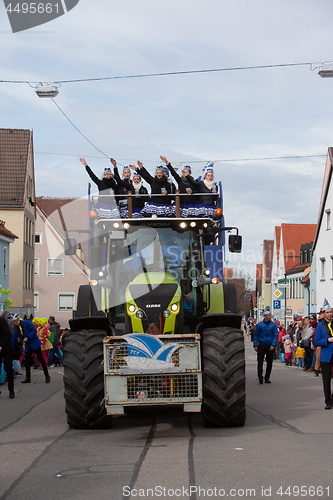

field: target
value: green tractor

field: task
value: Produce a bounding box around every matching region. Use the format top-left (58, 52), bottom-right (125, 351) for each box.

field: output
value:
top-left (63, 193), bottom-right (245, 429)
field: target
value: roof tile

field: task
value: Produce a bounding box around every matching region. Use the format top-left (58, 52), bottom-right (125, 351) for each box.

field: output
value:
top-left (0, 128), bottom-right (31, 206)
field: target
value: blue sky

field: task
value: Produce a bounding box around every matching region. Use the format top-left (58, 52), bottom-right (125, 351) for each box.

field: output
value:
top-left (1, 0), bottom-right (333, 276)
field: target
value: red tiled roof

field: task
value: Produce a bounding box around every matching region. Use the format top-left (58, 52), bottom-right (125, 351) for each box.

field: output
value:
top-left (0, 129), bottom-right (32, 206)
top-left (263, 239), bottom-right (274, 283)
top-left (281, 223), bottom-right (316, 272)
top-left (286, 261), bottom-right (309, 275)
top-left (0, 220), bottom-right (18, 240)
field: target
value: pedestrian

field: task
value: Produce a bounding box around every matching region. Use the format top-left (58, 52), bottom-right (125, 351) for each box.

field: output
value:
top-left (283, 334), bottom-right (294, 366)
top-left (0, 315), bottom-right (15, 398)
top-left (39, 318), bottom-right (53, 366)
top-left (314, 300), bottom-right (333, 409)
top-left (277, 325), bottom-right (285, 357)
top-left (8, 313), bottom-right (51, 384)
top-left (300, 317), bottom-right (314, 372)
top-left (291, 317), bottom-right (303, 346)
top-left (295, 345), bottom-right (305, 368)
top-left (253, 306), bottom-right (279, 384)
top-left (47, 316), bottom-right (64, 367)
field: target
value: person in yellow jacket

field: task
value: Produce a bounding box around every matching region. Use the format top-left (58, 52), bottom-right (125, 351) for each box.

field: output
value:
top-left (295, 345), bottom-right (306, 368)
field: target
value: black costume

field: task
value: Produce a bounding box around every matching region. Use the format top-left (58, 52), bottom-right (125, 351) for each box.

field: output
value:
top-left (0, 316), bottom-right (14, 397)
top-left (186, 177), bottom-right (218, 217)
top-left (85, 165), bottom-right (120, 218)
top-left (113, 167), bottom-right (149, 217)
top-left (166, 162), bottom-right (197, 217)
top-left (136, 165), bottom-right (174, 217)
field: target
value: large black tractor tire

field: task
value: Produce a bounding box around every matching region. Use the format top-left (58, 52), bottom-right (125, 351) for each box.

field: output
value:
top-left (63, 329), bottom-right (112, 429)
top-left (202, 327), bottom-right (246, 427)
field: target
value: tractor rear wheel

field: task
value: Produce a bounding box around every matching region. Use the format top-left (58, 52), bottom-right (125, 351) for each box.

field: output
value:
top-left (202, 327), bottom-right (246, 427)
top-left (63, 329), bottom-right (112, 429)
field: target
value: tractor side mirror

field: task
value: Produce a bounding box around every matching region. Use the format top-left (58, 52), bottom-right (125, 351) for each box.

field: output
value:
top-left (64, 237), bottom-right (77, 255)
top-left (229, 234), bottom-right (242, 253)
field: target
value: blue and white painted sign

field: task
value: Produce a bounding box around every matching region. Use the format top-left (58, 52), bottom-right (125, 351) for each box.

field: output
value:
top-left (121, 333), bottom-right (180, 370)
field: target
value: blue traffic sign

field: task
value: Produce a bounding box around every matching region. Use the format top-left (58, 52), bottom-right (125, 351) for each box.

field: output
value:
top-left (273, 300), bottom-right (281, 309)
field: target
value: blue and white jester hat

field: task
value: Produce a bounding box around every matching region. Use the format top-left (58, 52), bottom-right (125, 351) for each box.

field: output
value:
top-left (202, 161), bottom-right (214, 179)
top-left (123, 166), bottom-right (131, 173)
top-left (103, 166), bottom-right (112, 173)
top-left (263, 306), bottom-right (271, 316)
top-left (322, 298), bottom-right (332, 311)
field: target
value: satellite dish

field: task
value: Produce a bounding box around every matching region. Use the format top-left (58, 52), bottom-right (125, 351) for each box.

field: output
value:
top-left (35, 83), bottom-right (60, 98)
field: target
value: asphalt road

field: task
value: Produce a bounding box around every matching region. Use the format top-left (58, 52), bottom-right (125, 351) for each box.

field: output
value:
top-left (1, 341), bottom-right (332, 500)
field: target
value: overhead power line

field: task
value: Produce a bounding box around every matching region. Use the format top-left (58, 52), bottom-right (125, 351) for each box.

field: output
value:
top-left (0, 60), bottom-right (328, 85)
top-left (35, 151), bottom-right (326, 163)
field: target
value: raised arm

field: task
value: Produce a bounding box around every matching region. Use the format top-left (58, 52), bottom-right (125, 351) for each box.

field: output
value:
top-left (134, 161), bottom-right (154, 185)
top-left (80, 158), bottom-right (100, 186)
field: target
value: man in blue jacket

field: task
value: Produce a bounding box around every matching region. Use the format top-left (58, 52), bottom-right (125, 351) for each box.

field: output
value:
top-left (253, 307), bottom-right (279, 384)
top-left (314, 300), bottom-right (333, 409)
top-left (9, 314), bottom-right (50, 384)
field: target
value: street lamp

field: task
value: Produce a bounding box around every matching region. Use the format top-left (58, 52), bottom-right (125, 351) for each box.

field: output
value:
top-left (35, 83), bottom-right (60, 98)
top-left (318, 63), bottom-right (333, 78)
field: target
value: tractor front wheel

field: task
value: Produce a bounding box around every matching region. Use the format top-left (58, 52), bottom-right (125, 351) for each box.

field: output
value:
top-left (202, 327), bottom-right (246, 427)
top-left (63, 329), bottom-right (112, 429)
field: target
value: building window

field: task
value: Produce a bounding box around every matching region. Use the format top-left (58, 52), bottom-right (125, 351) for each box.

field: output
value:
top-left (320, 258), bottom-right (326, 281)
top-left (3, 246), bottom-right (8, 276)
top-left (34, 258), bottom-right (39, 277)
top-left (34, 292), bottom-right (39, 311)
top-left (326, 209), bottom-right (331, 230)
top-left (47, 258), bottom-right (64, 277)
top-left (58, 293), bottom-right (75, 311)
top-left (35, 233), bottom-right (42, 245)
top-left (311, 289), bottom-right (316, 305)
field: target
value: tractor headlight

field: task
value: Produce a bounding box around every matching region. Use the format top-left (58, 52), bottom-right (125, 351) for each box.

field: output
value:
top-left (136, 309), bottom-right (145, 319)
top-left (128, 304), bottom-right (136, 313)
top-left (171, 303), bottom-right (178, 313)
top-left (163, 310), bottom-right (171, 318)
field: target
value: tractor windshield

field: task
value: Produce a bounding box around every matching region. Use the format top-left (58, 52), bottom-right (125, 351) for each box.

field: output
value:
top-left (103, 225), bottom-right (201, 319)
